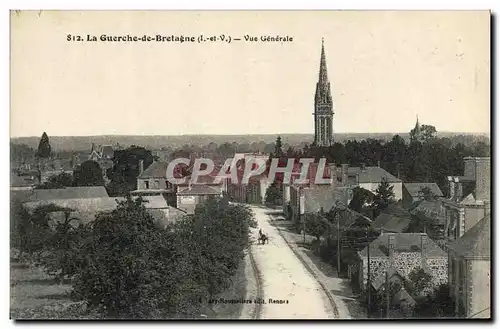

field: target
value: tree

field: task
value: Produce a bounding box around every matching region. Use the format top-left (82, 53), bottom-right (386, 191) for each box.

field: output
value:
top-left (348, 187), bottom-right (374, 213)
top-left (107, 146), bottom-right (154, 196)
top-left (36, 132), bottom-right (52, 158)
top-left (372, 177), bottom-right (395, 217)
top-left (420, 125), bottom-right (437, 143)
top-left (413, 284), bottom-right (455, 318)
top-left (304, 212), bottom-right (331, 242)
top-left (73, 160), bottom-right (104, 186)
top-left (265, 182), bottom-right (283, 205)
top-left (274, 136), bottom-right (283, 158)
top-left (70, 197), bottom-right (256, 318)
top-left (408, 267), bottom-right (434, 297)
top-left (72, 196), bottom-right (182, 318)
top-left (37, 172), bottom-right (74, 189)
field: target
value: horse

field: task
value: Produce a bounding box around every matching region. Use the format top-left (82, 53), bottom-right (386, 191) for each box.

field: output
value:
top-left (258, 231), bottom-right (269, 244)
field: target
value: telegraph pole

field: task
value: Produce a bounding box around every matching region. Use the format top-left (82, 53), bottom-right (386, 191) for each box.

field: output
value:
top-left (366, 231), bottom-right (371, 317)
top-left (337, 208), bottom-right (341, 274)
top-left (385, 271), bottom-right (390, 317)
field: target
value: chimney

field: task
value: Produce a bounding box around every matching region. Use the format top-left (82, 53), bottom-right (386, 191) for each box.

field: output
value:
top-left (139, 160), bottom-right (144, 175)
top-left (341, 164), bottom-right (349, 186)
top-left (484, 200), bottom-right (491, 216)
top-left (420, 233), bottom-right (427, 270)
top-left (455, 178), bottom-right (463, 201)
top-left (448, 176), bottom-right (455, 199)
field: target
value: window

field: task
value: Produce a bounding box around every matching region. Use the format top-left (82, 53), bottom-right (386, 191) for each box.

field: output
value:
top-left (144, 181), bottom-right (149, 189)
top-left (155, 180), bottom-right (159, 189)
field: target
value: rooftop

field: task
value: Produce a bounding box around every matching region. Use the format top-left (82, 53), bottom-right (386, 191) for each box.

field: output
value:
top-left (410, 199), bottom-right (447, 225)
top-left (359, 233), bottom-right (446, 258)
top-left (344, 166), bottom-right (401, 184)
top-left (177, 185), bottom-right (221, 196)
top-left (29, 186), bottom-right (109, 201)
top-left (10, 173), bottom-right (32, 188)
top-left (448, 214), bottom-right (490, 260)
top-left (373, 203), bottom-right (412, 233)
top-left (403, 183), bottom-right (444, 198)
top-left (138, 161), bottom-right (169, 179)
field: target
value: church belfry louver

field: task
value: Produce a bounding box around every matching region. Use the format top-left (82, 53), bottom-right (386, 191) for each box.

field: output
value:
top-left (313, 38), bottom-right (334, 147)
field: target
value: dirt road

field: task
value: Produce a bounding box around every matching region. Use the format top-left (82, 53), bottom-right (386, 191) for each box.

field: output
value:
top-left (249, 206), bottom-right (335, 319)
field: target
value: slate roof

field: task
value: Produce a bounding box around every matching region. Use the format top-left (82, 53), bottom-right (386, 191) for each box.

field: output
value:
top-left (448, 214), bottom-right (490, 260)
top-left (29, 186), bottom-right (109, 201)
top-left (24, 196), bottom-right (170, 225)
top-left (359, 233), bottom-right (446, 258)
top-left (138, 161), bottom-right (169, 179)
top-left (410, 199), bottom-right (447, 225)
top-left (404, 183), bottom-right (443, 197)
top-left (10, 173), bottom-right (31, 187)
top-left (346, 166), bottom-right (401, 184)
top-left (100, 145), bottom-right (114, 159)
top-left (373, 204), bottom-right (412, 233)
top-left (392, 288), bottom-right (416, 306)
top-left (371, 267), bottom-right (405, 290)
top-left (177, 185), bottom-right (220, 196)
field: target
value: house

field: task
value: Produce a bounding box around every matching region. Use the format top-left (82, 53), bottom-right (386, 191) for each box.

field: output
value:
top-left (336, 163), bottom-right (403, 201)
top-left (285, 161), bottom-right (337, 220)
top-left (87, 143), bottom-right (115, 176)
top-left (447, 214), bottom-right (490, 318)
top-left (228, 168), bottom-right (269, 204)
top-left (373, 203), bottom-right (412, 234)
top-left (176, 185), bottom-right (222, 214)
top-left (133, 160), bottom-right (175, 196)
top-left (227, 156), bottom-right (270, 204)
top-left (402, 183), bottom-right (443, 209)
top-left (353, 233), bottom-right (448, 295)
top-left (443, 157), bottom-right (490, 242)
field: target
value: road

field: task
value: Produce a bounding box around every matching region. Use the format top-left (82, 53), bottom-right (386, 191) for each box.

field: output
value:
top-left (249, 206), bottom-right (335, 319)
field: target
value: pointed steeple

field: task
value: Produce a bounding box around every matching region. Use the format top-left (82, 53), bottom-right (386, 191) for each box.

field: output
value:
top-left (315, 38), bottom-right (333, 105)
top-left (319, 38), bottom-right (329, 84)
top-left (414, 114), bottom-right (421, 134)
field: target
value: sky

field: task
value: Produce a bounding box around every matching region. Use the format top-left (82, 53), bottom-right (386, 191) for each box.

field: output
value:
top-left (10, 10), bottom-right (490, 137)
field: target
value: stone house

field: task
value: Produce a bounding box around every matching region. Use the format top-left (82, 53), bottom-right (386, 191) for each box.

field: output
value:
top-left (447, 214), bottom-right (490, 318)
top-left (353, 233), bottom-right (448, 295)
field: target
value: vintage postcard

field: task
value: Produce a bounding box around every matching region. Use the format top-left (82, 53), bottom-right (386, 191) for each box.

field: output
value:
top-left (10, 10), bottom-right (491, 320)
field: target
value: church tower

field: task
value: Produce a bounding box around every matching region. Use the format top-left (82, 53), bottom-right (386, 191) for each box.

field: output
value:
top-left (313, 39), bottom-right (334, 147)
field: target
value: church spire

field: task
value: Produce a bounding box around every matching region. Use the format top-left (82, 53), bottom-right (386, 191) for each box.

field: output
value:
top-left (319, 38), bottom-right (329, 84)
top-left (314, 38), bottom-right (334, 147)
top-left (315, 39), bottom-right (332, 105)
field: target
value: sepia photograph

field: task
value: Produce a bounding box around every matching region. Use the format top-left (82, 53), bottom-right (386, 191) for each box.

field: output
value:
top-left (9, 10), bottom-right (491, 320)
